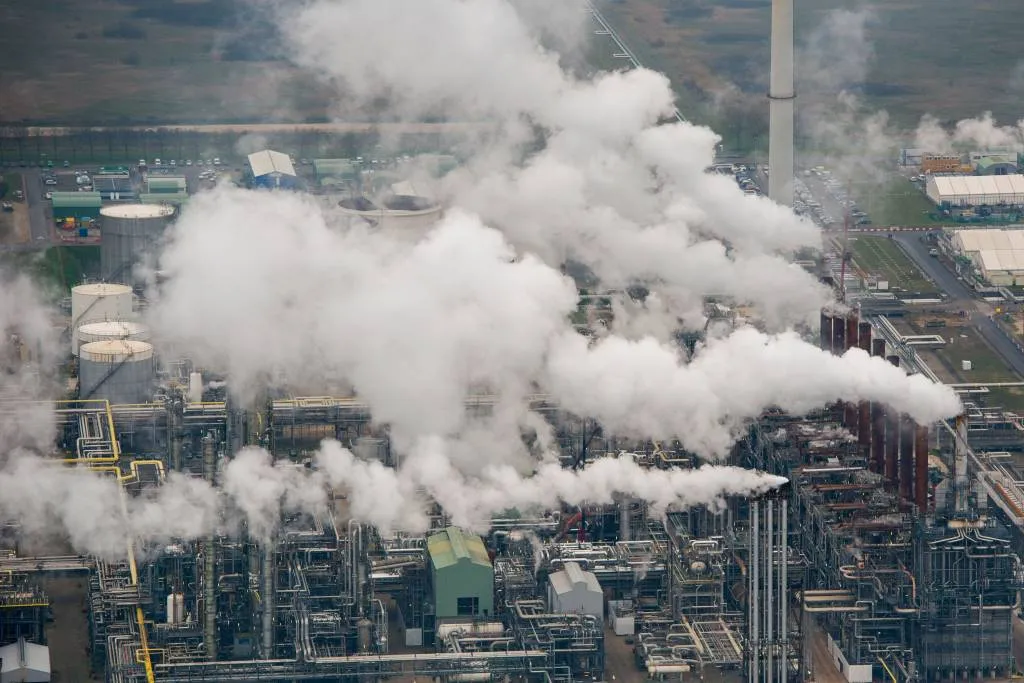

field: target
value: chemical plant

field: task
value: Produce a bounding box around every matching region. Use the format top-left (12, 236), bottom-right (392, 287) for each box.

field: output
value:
top-left (1, 218), bottom-right (1023, 683)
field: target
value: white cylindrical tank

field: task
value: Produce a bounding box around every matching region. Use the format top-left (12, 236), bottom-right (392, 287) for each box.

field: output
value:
top-left (71, 283), bottom-right (134, 348)
top-left (74, 320), bottom-right (150, 357)
top-left (79, 340), bottom-right (155, 405)
top-left (188, 372), bottom-right (203, 404)
top-left (166, 593), bottom-right (177, 624)
top-left (99, 203), bottom-right (175, 286)
top-left (337, 194), bottom-right (443, 242)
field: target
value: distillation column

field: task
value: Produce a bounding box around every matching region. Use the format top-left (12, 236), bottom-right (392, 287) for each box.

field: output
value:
top-left (747, 487), bottom-right (791, 683)
top-left (768, 0), bottom-right (795, 206)
top-left (201, 433), bottom-right (218, 660)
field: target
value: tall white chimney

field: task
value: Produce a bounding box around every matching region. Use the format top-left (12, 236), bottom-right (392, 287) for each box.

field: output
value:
top-left (768, 0), bottom-right (795, 206)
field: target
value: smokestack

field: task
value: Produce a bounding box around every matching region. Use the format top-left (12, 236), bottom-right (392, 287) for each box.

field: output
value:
top-left (856, 321), bottom-right (871, 458)
top-left (885, 410), bottom-right (899, 483)
top-left (870, 402), bottom-right (885, 473)
top-left (857, 322), bottom-right (872, 353)
top-left (899, 417), bottom-right (915, 503)
top-left (915, 424), bottom-right (929, 513)
top-left (768, 0), bottom-right (795, 205)
top-left (831, 315), bottom-right (846, 355)
top-left (819, 311), bottom-right (832, 351)
top-left (869, 338), bottom-right (886, 473)
top-left (884, 356), bottom-right (901, 483)
top-left (845, 315), bottom-right (859, 352)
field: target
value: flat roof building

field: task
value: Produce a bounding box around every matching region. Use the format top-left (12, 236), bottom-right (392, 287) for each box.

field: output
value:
top-left (926, 175), bottom-right (1024, 207)
top-left (50, 192), bottom-right (103, 222)
top-left (951, 228), bottom-right (1024, 286)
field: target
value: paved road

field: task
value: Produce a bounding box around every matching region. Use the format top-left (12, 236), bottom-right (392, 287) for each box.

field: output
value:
top-left (893, 233), bottom-right (1024, 378)
top-left (22, 168), bottom-right (52, 244)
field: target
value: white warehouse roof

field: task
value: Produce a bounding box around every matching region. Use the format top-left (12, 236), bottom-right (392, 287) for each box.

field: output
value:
top-left (248, 150), bottom-right (296, 178)
top-left (926, 174), bottom-right (1024, 207)
top-left (0, 637), bottom-right (51, 682)
top-left (952, 228), bottom-right (1024, 277)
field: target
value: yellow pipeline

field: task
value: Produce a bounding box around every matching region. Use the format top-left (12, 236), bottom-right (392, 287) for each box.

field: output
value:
top-left (877, 656), bottom-right (898, 683)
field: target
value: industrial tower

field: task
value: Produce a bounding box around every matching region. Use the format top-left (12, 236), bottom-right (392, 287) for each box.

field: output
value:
top-left (768, 0), bottom-right (795, 206)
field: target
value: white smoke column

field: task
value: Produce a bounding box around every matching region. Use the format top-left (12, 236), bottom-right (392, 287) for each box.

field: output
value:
top-left (314, 439), bottom-right (787, 533)
top-left (283, 0), bottom-right (826, 329)
top-left (545, 327), bottom-right (962, 457)
top-left (914, 112), bottom-right (1024, 154)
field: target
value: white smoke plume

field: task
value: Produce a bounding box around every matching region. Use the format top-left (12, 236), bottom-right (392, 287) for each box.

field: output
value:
top-left (283, 0), bottom-right (827, 330)
top-left (914, 112), bottom-right (1024, 154)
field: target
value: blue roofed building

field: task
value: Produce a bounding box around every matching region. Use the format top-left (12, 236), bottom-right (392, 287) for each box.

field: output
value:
top-left (247, 150), bottom-right (298, 189)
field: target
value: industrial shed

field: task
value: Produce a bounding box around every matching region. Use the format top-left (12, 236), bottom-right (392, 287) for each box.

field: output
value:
top-left (548, 561), bottom-right (603, 619)
top-left (427, 527), bottom-right (494, 621)
top-left (926, 175), bottom-right (1024, 207)
top-left (50, 192), bottom-right (102, 222)
top-left (146, 176), bottom-right (187, 194)
top-left (248, 149), bottom-right (298, 189)
top-left (138, 192), bottom-right (188, 207)
top-left (313, 158), bottom-right (358, 186)
top-left (93, 174), bottom-right (134, 200)
top-left (951, 228), bottom-right (1024, 286)
top-left (974, 155), bottom-right (1018, 176)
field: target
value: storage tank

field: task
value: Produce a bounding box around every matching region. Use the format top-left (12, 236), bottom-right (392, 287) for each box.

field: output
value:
top-left (338, 193), bottom-right (443, 241)
top-left (99, 203), bottom-right (175, 285)
top-left (79, 340), bottom-right (155, 404)
top-left (74, 320), bottom-right (150, 357)
top-left (71, 283), bottom-right (134, 348)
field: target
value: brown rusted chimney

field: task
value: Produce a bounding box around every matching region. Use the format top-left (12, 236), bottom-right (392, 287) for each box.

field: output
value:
top-left (858, 321), bottom-right (872, 352)
top-left (899, 417), bottom-right (915, 502)
top-left (915, 424), bottom-right (929, 513)
top-left (820, 311), bottom-right (832, 351)
top-left (832, 315), bottom-right (847, 355)
top-left (845, 314), bottom-right (860, 352)
top-left (884, 356), bottom-right (900, 484)
top-left (871, 338), bottom-right (885, 358)
top-left (871, 403), bottom-right (886, 473)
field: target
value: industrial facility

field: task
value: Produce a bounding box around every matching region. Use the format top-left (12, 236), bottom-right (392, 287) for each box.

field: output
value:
top-left (949, 228), bottom-right (1024, 286)
top-left (2, 270), bottom-right (1022, 683)
top-left (337, 183), bottom-right (444, 240)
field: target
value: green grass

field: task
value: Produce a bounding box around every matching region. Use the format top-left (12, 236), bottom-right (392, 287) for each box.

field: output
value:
top-left (0, 246), bottom-right (101, 293)
top-left (850, 178), bottom-right (950, 228)
top-left (847, 235), bottom-right (936, 294)
top-left (597, 0), bottom-right (1024, 154)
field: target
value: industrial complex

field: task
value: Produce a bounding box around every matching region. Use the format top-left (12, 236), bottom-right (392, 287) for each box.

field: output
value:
top-left (4, 2), bottom-right (1024, 683)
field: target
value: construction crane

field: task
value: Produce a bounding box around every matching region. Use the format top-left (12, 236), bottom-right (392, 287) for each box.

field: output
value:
top-left (838, 180), bottom-right (853, 303)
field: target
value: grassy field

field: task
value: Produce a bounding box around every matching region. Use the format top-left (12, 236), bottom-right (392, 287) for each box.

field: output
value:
top-left (0, 0), bottom-right (331, 125)
top-left (850, 178), bottom-right (947, 227)
top-left (847, 235), bottom-right (936, 294)
top-left (597, 0), bottom-right (1024, 151)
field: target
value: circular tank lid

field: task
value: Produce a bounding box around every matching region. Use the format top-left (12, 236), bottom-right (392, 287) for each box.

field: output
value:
top-left (80, 339), bottom-right (154, 362)
top-left (72, 283), bottom-right (133, 297)
top-left (99, 204), bottom-right (175, 219)
top-left (77, 321), bottom-right (149, 336)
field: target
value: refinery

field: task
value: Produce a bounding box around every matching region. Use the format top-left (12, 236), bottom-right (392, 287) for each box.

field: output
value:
top-left (3, 1), bottom-right (1024, 683)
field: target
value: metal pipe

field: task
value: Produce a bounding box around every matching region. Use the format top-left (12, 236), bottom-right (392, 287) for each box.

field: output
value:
top-left (262, 542), bottom-right (275, 658)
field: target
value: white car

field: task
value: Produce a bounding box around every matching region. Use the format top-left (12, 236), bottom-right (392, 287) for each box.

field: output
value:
top-left (45, 192), bottom-right (53, 200)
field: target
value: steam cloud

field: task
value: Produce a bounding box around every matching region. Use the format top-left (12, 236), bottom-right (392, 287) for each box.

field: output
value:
top-left (0, 0), bottom-right (964, 557)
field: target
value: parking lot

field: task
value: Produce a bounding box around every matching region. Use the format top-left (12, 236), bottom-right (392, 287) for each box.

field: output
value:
top-left (794, 166), bottom-right (872, 231)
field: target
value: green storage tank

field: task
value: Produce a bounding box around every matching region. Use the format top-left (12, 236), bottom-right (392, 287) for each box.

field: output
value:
top-left (427, 527), bottom-right (494, 620)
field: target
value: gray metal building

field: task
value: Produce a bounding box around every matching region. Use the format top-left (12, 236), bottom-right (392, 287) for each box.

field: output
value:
top-left (99, 204), bottom-right (175, 286)
top-left (547, 561), bottom-right (603, 618)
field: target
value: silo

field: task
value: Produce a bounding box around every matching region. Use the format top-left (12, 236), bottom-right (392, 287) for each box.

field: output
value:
top-left (75, 320), bottom-right (150, 356)
top-left (71, 283), bottom-right (134, 349)
top-left (79, 340), bottom-right (155, 404)
top-left (99, 203), bottom-right (175, 286)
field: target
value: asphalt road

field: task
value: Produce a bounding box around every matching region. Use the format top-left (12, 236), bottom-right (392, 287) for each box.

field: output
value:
top-left (22, 168), bottom-right (51, 244)
top-left (893, 233), bottom-right (1024, 378)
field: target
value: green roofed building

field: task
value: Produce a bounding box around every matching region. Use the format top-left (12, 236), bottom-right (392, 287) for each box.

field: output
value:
top-left (146, 176), bottom-right (187, 194)
top-left (139, 193), bottom-right (189, 207)
top-left (51, 192), bottom-right (102, 221)
top-left (313, 158), bottom-right (359, 185)
top-left (427, 527), bottom-right (493, 620)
